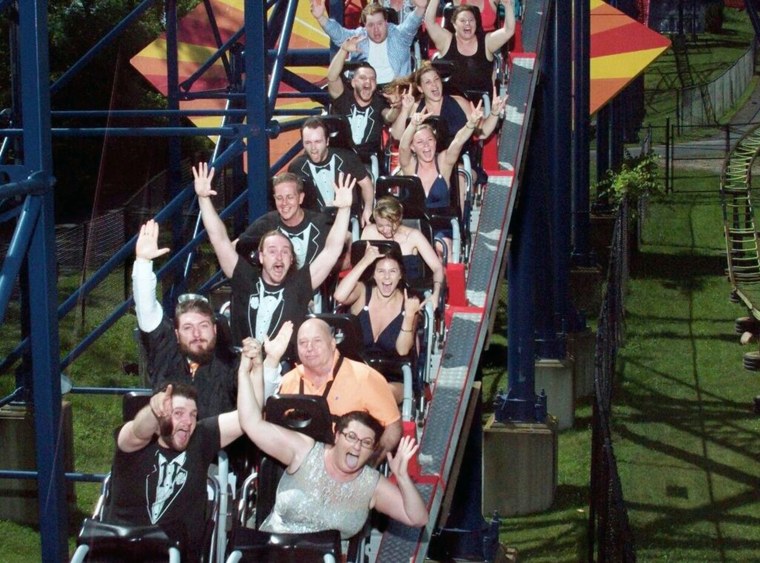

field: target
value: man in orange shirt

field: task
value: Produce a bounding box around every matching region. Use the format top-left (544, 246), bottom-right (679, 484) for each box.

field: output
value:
top-left (263, 318), bottom-right (402, 459)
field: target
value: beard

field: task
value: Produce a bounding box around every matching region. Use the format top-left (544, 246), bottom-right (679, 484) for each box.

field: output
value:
top-left (178, 335), bottom-right (216, 365)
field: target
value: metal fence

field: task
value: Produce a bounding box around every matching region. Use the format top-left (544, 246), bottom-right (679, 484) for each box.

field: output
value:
top-left (587, 197), bottom-right (637, 562)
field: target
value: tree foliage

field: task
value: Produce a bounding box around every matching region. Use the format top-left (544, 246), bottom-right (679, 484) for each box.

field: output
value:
top-left (1, 0), bottom-right (206, 221)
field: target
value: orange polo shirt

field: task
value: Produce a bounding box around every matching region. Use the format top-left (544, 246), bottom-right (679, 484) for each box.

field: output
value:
top-left (278, 353), bottom-right (401, 427)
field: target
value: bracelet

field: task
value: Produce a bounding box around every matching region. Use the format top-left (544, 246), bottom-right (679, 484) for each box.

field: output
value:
top-left (466, 123), bottom-right (476, 129)
top-left (433, 281), bottom-right (442, 286)
top-left (490, 111), bottom-right (500, 118)
top-left (400, 327), bottom-right (413, 333)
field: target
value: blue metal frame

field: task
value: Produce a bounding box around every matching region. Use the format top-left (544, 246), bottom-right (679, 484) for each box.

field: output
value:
top-left (0, 1), bottom-right (329, 557)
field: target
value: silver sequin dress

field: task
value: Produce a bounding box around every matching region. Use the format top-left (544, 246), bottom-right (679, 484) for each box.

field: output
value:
top-left (259, 442), bottom-right (381, 539)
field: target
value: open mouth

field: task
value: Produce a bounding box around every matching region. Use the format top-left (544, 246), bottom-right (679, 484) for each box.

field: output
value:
top-left (345, 451), bottom-right (360, 470)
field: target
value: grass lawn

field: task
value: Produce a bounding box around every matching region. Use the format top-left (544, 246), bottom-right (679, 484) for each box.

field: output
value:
top-left (478, 168), bottom-right (760, 561)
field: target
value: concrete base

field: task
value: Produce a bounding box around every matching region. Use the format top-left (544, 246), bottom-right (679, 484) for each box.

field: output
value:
top-left (568, 328), bottom-right (596, 398)
top-left (0, 402), bottom-right (76, 525)
top-left (482, 416), bottom-right (558, 517)
top-left (535, 357), bottom-right (575, 430)
top-left (570, 265), bottom-right (603, 316)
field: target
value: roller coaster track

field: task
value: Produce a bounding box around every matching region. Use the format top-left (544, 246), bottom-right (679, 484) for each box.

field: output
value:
top-left (720, 124), bottom-right (760, 318)
top-left (374, 1), bottom-right (550, 560)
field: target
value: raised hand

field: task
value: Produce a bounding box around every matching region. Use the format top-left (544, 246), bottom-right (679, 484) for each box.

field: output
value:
top-left (263, 321), bottom-right (294, 363)
top-left (310, 0), bottom-right (326, 21)
top-left (386, 434), bottom-right (420, 481)
top-left (403, 288), bottom-right (423, 317)
top-left (411, 106), bottom-right (432, 127)
top-left (490, 86), bottom-right (507, 117)
top-left (332, 172), bottom-right (356, 209)
top-left (241, 337), bottom-right (264, 369)
top-left (149, 383), bottom-right (173, 423)
top-left (135, 219), bottom-right (170, 261)
top-left (341, 34), bottom-right (363, 53)
top-left (401, 86), bottom-right (416, 112)
top-left (361, 241), bottom-right (382, 265)
top-left (467, 99), bottom-right (484, 127)
top-left (192, 162), bottom-right (216, 198)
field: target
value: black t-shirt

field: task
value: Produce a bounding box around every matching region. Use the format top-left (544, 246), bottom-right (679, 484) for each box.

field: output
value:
top-left (288, 147), bottom-right (369, 215)
top-left (105, 418), bottom-right (220, 562)
top-left (237, 209), bottom-right (333, 269)
top-left (229, 258), bottom-right (313, 357)
top-left (140, 318), bottom-right (237, 418)
top-left (330, 90), bottom-right (389, 163)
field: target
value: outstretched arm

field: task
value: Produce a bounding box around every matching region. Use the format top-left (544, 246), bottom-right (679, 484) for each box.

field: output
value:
top-left (395, 289), bottom-right (421, 356)
top-left (442, 101), bottom-right (482, 168)
top-left (193, 162), bottom-right (240, 278)
top-left (371, 435), bottom-right (428, 527)
top-left (333, 242), bottom-right (381, 308)
top-left (262, 321), bottom-right (294, 399)
top-left (237, 338), bottom-right (313, 471)
top-left (424, 0), bottom-right (452, 55)
top-left (117, 385), bottom-right (173, 453)
top-left (389, 86), bottom-right (416, 141)
top-left (399, 106), bottom-right (432, 172)
top-left (475, 89), bottom-right (506, 139)
top-left (132, 219), bottom-right (170, 333)
top-left (486, 0), bottom-right (516, 55)
top-left (327, 36), bottom-right (363, 99)
top-left (409, 229), bottom-right (444, 305)
top-left (309, 173), bottom-right (356, 288)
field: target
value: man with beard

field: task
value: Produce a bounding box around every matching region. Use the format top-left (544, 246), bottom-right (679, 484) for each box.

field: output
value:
top-left (193, 163), bottom-right (355, 358)
top-left (105, 382), bottom-right (244, 562)
top-left (327, 41), bottom-right (398, 166)
top-left (133, 219), bottom-right (237, 418)
top-left (289, 117), bottom-right (375, 227)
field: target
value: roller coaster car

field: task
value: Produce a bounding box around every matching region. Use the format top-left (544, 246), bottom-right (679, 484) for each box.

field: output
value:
top-left (71, 392), bottom-right (223, 563)
top-left (315, 294), bottom-right (427, 421)
top-left (229, 395), bottom-right (348, 562)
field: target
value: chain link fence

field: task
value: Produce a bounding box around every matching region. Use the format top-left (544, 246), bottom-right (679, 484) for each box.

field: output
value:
top-left (587, 197), bottom-right (637, 562)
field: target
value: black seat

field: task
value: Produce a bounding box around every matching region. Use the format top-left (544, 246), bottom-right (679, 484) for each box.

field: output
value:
top-left (73, 519), bottom-right (180, 563)
top-left (306, 312), bottom-right (366, 363)
top-left (122, 391), bottom-right (151, 422)
top-left (374, 175), bottom-right (428, 219)
top-left (227, 528), bottom-right (341, 563)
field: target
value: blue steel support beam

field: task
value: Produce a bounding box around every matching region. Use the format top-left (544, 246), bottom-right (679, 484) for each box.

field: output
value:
top-left (166, 0), bottom-right (186, 303)
top-left (0, 195), bottom-right (41, 323)
top-left (20, 1), bottom-right (68, 559)
top-left (535, 0), bottom-right (569, 359)
top-left (571, 0), bottom-right (593, 266)
top-left (267, 0), bottom-right (300, 111)
top-left (245, 0), bottom-right (269, 224)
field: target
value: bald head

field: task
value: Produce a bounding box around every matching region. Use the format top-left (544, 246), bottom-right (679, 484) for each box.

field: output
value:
top-left (297, 319), bottom-right (337, 377)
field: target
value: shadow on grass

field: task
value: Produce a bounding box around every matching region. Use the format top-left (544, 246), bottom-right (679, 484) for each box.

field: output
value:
top-left (631, 252), bottom-right (725, 284)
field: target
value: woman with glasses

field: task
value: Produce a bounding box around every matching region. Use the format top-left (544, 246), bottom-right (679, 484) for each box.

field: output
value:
top-left (237, 339), bottom-right (428, 539)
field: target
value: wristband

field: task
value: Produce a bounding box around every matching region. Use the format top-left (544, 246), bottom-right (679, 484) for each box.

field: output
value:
top-left (150, 405), bottom-right (162, 420)
top-left (400, 327), bottom-right (413, 333)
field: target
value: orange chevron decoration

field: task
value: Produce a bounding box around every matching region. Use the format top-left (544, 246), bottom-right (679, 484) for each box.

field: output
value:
top-left (590, 0), bottom-right (670, 114)
top-left (130, 0), bottom-right (329, 167)
top-left (131, 0), bottom-right (671, 152)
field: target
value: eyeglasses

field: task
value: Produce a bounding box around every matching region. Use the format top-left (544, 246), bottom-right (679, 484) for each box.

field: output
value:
top-left (340, 431), bottom-right (375, 449)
